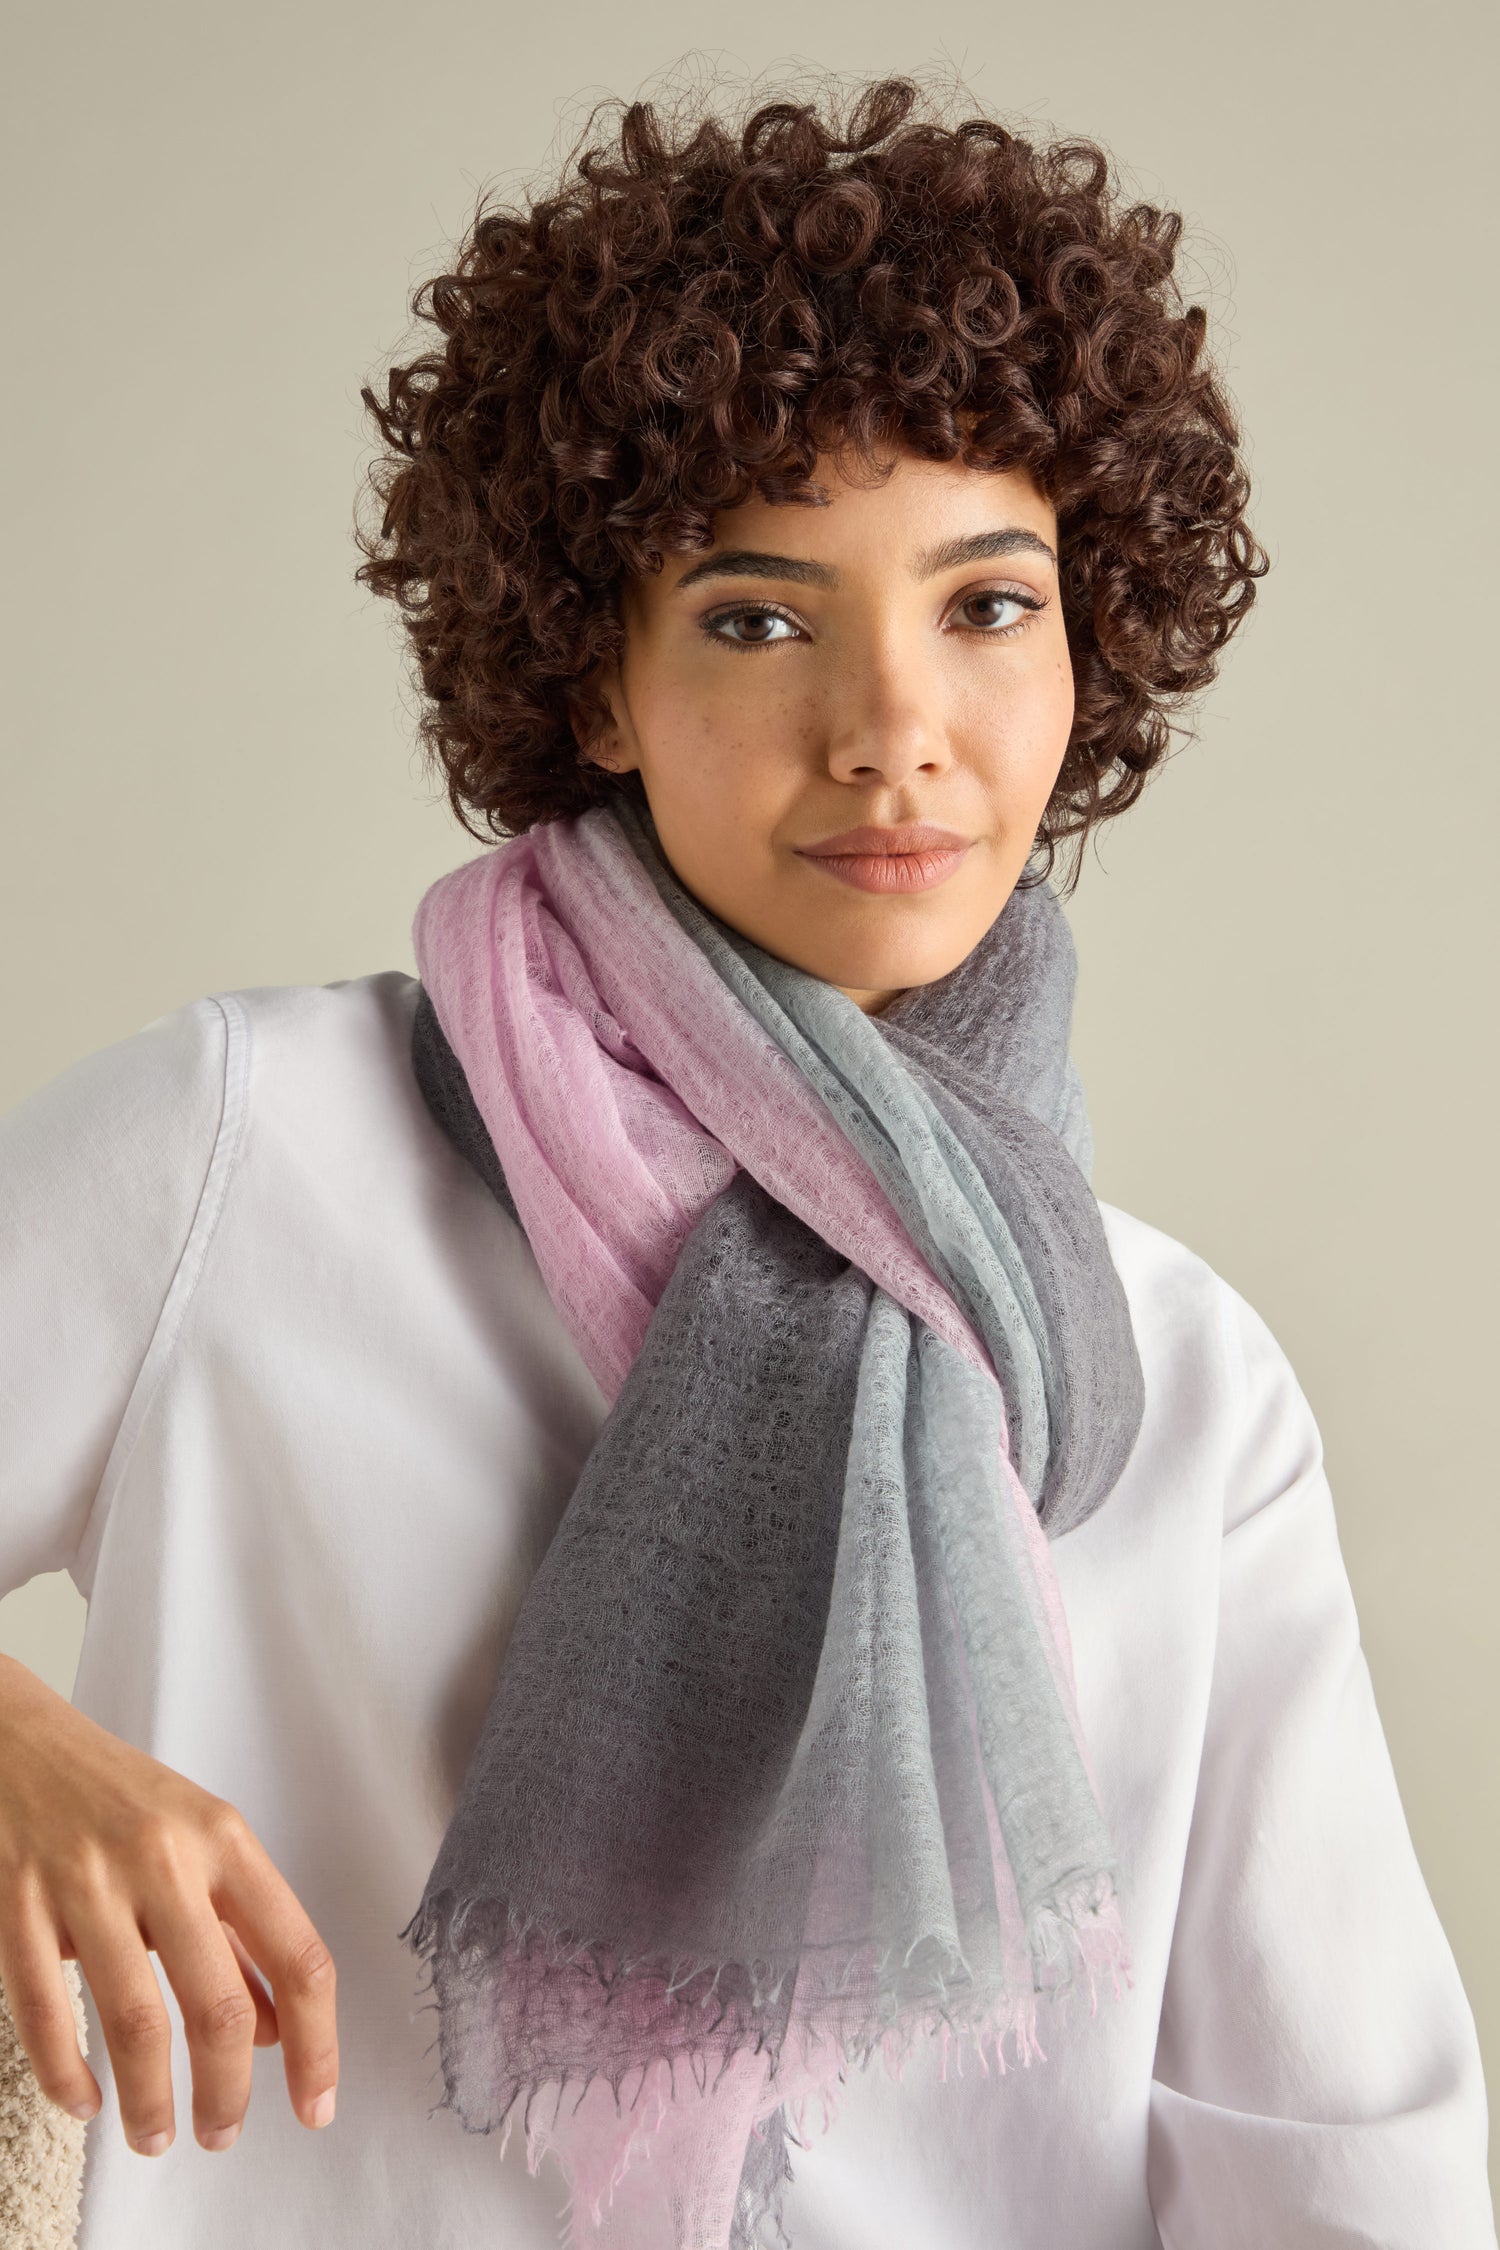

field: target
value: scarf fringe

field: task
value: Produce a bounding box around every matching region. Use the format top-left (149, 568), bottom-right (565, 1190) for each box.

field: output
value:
top-left (401, 1866), bottom-right (1131, 2167)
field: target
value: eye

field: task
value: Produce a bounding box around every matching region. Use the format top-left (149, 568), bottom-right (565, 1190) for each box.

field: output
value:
top-left (701, 603), bottom-right (804, 647)
top-left (950, 588), bottom-right (1043, 635)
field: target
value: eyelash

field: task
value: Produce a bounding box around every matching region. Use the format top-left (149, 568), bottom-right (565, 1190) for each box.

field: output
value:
top-left (698, 587), bottom-right (1046, 649)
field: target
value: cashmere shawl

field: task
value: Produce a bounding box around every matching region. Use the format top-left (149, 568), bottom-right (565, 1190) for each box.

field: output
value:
top-left (402, 791), bottom-right (1144, 2247)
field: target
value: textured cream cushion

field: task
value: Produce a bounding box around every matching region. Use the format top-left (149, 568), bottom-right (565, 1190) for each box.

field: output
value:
top-left (0, 1965), bottom-right (87, 2249)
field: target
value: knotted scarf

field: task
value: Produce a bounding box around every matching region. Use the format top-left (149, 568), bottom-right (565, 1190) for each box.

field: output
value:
top-left (401, 788), bottom-right (1145, 2248)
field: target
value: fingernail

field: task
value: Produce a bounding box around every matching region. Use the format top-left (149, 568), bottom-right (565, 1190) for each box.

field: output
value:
top-left (201, 2124), bottom-right (240, 2152)
top-left (308, 2089), bottom-right (336, 2129)
top-left (132, 2130), bottom-right (172, 2157)
top-left (66, 2101), bottom-right (99, 2123)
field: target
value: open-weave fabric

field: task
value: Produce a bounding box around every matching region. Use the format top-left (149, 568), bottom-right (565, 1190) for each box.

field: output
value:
top-left (404, 791), bottom-right (1145, 2248)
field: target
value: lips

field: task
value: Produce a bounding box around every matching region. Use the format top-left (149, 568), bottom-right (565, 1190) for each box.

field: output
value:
top-left (793, 822), bottom-right (974, 895)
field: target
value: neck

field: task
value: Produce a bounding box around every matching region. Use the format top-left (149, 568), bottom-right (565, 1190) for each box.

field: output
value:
top-left (837, 984), bottom-right (904, 1016)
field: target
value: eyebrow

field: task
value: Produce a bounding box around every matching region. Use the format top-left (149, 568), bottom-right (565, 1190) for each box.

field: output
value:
top-left (913, 527), bottom-right (1058, 574)
top-left (674, 548), bottom-right (838, 591)
top-left (672, 525), bottom-right (1057, 594)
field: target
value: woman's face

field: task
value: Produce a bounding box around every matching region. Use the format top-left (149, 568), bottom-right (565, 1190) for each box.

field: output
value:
top-left (584, 448), bottom-right (1074, 1013)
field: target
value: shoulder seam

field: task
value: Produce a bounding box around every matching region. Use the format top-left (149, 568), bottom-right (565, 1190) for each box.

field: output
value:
top-left (72, 995), bottom-right (252, 1588)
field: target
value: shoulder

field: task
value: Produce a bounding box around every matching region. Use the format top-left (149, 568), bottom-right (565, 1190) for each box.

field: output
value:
top-left (218, 969), bottom-right (422, 1132)
top-left (6, 970), bottom-right (429, 1182)
top-left (3, 992), bottom-right (228, 1153)
top-left (3, 972), bottom-right (450, 1251)
top-left (218, 965), bottom-right (419, 1055)
top-left (217, 968), bottom-right (419, 1094)
top-left (2, 995), bottom-right (232, 1246)
top-left (209, 971), bottom-right (476, 1221)
top-left (1097, 1200), bottom-right (1326, 1537)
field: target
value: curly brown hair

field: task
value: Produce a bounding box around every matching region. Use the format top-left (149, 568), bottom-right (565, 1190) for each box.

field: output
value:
top-left (356, 76), bottom-right (1266, 884)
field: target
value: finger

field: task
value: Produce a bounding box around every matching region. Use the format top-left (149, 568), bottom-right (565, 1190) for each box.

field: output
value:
top-left (222, 1921), bottom-right (280, 2047)
top-left (145, 1908), bottom-right (259, 2151)
top-left (212, 1826), bottom-right (337, 2129)
top-left (0, 1891), bottom-right (101, 2123)
top-left (70, 1905), bottom-right (176, 2155)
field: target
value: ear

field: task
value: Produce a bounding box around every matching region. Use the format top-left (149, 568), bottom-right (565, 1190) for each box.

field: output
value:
top-left (571, 659), bottom-right (639, 776)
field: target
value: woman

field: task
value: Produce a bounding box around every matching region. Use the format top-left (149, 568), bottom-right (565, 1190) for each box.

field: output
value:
top-left (0, 76), bottom-right (1492, 2250)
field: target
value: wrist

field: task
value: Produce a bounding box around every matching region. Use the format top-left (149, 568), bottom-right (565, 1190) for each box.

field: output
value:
top-left (0, 1653), bottom-right (53, 1712)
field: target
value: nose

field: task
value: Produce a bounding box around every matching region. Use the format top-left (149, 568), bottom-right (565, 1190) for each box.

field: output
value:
top-left (823, 636), bottom-right (952, 788)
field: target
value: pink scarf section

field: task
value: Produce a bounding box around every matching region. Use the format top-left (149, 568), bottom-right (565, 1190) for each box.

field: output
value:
top-left (415, 812), bottom-right (999, 1404)
top-left (413, 810), bottom-right (1126, 2241)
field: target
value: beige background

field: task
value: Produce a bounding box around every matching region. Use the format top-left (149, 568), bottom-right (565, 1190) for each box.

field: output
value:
top-left (3, 0), bottom-right (1495, 2200)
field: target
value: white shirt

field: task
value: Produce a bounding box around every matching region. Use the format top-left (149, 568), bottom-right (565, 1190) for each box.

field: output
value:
top-left (1, 971), bottom-right (1493, 2249)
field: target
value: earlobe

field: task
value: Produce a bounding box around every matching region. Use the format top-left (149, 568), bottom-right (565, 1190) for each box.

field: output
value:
top-left (570, 665), bottom-right (637, 776)
top-left (576, 729), bottom-right (619, 775)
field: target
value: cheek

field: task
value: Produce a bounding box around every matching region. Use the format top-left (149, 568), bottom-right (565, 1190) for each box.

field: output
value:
top-left (626, 676), bottom-right (795, 893)
top-left (960, 643), bottom-right (1075, 804)
top-left (635, 659), bottom-right (810, 810)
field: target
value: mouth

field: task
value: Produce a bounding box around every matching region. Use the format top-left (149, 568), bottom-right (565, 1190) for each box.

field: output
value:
top-left (792, 822), bottom-right (974, 896)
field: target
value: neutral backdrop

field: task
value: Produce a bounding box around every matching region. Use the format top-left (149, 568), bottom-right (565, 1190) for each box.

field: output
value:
top-left (4, 0), bottom-right (1496, 2201)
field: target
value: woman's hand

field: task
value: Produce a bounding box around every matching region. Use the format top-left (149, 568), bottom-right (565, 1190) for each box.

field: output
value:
top-left (0, 1653), bottom-right (338, 2155)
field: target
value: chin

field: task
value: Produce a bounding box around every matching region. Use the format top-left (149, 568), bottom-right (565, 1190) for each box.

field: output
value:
top-left (795, 928), bottom-right (976, 995)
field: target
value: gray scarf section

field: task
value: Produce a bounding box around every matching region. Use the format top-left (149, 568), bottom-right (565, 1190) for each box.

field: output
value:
top-left (405, 813), bottom-right (1145, 2235)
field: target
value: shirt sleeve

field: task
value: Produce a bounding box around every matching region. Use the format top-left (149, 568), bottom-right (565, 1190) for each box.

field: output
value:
top-left (1147, 1279), bottom-right (1496, 2247)
top-left (0, 998), bottom-right (231, 1597)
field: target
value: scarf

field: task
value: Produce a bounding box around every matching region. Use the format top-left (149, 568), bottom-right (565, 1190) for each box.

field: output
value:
top-left (402, 789), bottom-right (1145, 2248)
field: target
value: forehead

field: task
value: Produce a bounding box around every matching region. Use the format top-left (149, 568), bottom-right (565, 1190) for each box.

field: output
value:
top-left (655, 452), bottom-right (1057, 586)
top-left (643, 447), bottom-right (1056, 603)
